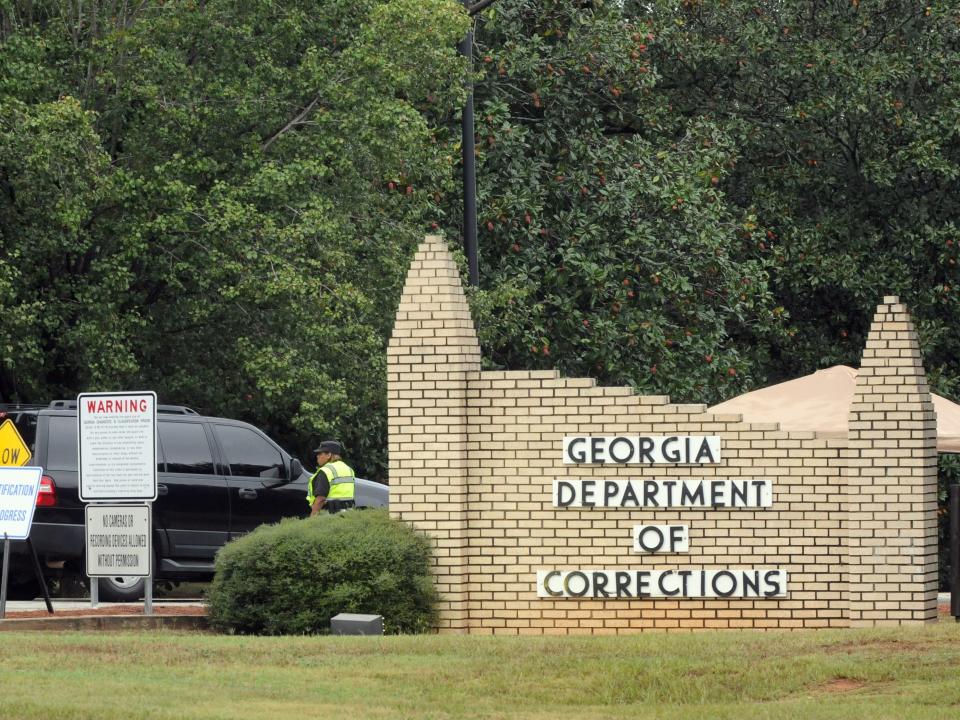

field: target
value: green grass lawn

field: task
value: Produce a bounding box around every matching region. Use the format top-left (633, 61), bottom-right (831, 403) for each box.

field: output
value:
top-left (0, 623), bottom-right (958, 719)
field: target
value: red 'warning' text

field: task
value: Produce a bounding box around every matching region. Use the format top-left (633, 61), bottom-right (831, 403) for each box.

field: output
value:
top-left (85, 398), bottom-right (149, 413)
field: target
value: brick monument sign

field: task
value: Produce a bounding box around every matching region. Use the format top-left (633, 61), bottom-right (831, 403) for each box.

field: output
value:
top-left (387, 236), bottom-right (938, 634)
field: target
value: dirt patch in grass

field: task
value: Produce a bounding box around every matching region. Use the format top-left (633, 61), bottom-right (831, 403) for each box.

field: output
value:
top-left (826, 638), bottom-right (941, 655)
top-left (818, 677), bottom-right (868, 693)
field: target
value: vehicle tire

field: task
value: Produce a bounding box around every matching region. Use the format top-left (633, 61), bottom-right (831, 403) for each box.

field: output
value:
top-left (96, 575), bottom-right (145, 602)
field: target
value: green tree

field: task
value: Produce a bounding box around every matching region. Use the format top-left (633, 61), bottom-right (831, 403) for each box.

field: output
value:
top-left (0, 0), bottom-right (469, 478)
top-left (460, 0), bottom-right (786, 402)
top-left (647, 0), bottom-right (960, 395)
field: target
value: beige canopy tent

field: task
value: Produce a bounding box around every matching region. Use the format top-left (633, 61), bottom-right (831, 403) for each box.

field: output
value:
top-left (708, 365), bottom-right (960, 453)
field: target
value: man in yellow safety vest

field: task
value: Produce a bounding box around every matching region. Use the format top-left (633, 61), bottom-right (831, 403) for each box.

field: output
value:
top-left (307, 440), bottom-right (356, 515)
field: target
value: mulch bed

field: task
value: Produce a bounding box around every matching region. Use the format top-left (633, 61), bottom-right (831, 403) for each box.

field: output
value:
top-left (4, 604), bottom-right (206, 619)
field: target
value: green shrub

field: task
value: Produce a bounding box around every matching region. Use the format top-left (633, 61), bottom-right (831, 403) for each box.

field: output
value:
top-left (207, 510), bottom-right (438, 635)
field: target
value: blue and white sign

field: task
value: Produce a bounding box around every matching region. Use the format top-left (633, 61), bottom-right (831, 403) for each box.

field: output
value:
top-left (0, 466), bottom-right (43, 540)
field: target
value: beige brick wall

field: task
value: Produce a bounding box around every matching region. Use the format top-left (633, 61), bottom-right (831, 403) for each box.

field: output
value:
top-left (387, 241), bottom-right (481, 632)
top-left (388, 237), bottom-right (939, 633)
top-left (846, 296), bottom-right (939, 625)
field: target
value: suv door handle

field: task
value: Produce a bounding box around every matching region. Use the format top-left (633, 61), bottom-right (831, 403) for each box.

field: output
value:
top-left (157, 484), bottom-right (169, 496)
top-left (238, 488), bottom-right (258, 500)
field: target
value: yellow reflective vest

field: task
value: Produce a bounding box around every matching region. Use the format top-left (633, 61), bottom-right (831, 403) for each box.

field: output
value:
top-left (307, 460), bottom-right (355, 506)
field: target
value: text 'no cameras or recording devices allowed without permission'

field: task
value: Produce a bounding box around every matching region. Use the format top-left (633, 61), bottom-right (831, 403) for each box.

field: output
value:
top-left (85, 505), bottom-right (152, 577)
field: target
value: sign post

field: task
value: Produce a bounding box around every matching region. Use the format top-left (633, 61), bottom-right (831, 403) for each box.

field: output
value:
top-left (78, 392), bottom-right (157, 615)
top-left (0, 533), bottom-right (8, 619)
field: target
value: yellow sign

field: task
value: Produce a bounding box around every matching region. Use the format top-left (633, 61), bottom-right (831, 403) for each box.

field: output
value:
top-left (0, 418), bottom-right (31, 466)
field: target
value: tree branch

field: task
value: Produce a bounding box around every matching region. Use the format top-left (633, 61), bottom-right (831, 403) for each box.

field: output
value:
top-left (468, 0), bottom-right (499, 17)
top-left (261, 95), bottom-right (322, 152)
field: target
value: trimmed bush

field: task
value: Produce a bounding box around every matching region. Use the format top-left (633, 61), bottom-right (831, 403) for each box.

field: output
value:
top-left (207, 510), bottom-right (437, 635)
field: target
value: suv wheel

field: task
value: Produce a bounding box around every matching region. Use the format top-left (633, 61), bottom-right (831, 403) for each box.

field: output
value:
top-left (97, 575), bottom-right (145, 603)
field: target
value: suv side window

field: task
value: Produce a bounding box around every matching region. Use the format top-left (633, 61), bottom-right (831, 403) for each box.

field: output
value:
top-left (45, 415), bottom-right (78, 471)
top-left (214, 424), bottom-right (284, 479)
top-left (159, 421), bottom-right (215, 474)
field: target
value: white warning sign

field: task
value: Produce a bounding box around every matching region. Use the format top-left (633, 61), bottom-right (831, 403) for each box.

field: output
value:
top-left (78, 391), bottom-right (157, 501)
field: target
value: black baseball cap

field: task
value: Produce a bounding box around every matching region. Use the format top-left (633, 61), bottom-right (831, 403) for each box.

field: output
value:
top-left (313, 440), bottom-right (345, 455)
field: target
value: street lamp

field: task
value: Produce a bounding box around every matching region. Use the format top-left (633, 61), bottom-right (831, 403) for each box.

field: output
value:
top-left (460, 0), bottom-right (500, 287)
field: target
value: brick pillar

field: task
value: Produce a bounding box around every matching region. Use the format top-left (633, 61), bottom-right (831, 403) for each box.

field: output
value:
top-left (847, 296), bottom-right (938, 625)
top-left (387, 235), bottom-right (480, 632)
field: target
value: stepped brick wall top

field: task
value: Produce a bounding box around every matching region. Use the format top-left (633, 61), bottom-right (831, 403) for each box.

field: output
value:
top-left (388, 237), bottom-right (938, 634)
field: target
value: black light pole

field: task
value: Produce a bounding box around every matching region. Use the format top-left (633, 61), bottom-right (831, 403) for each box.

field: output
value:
top-left (458, 1), bottom-right (479, 287)
top-left (459, 0), bottom-right (499, 287)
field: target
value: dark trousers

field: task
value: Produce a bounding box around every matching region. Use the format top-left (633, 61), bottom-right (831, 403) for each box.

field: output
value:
top-left (326, 499), bottom-right (355, 514)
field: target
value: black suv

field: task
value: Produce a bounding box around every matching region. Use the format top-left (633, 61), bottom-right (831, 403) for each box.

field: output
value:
top-left (3, 402), bottom-right (388, 601)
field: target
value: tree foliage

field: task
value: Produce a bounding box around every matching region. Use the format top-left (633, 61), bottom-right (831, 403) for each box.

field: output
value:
top-left (648, 0), bottom-right (960, 394)
top-left (461, 0), bottom-right (959, 407)
top-left (0, 0), bottom-right (469, 477)
top-left (463, 0), bottom-right (786, 402)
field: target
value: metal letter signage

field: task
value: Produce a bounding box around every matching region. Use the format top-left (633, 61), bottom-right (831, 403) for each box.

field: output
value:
top-left (544, 436), bottom-right (789, 600)
top-left (563, 436), bottom-right (721, 464)
top-left (537, 569), bottom-right (788, 599)
top-left (78, 391), bottom-right (158, 502)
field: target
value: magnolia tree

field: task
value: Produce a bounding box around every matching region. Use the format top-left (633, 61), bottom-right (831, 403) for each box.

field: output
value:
top-left (646, 0), bottom-right (960, 391)
top-left (461, 0), bottom-right (786, 403)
